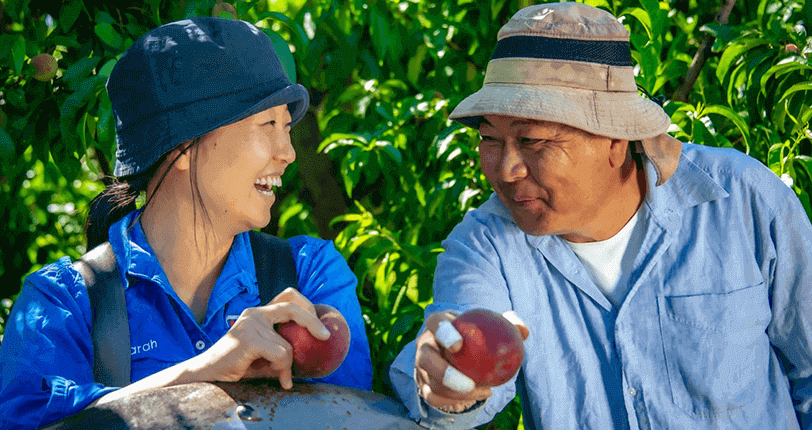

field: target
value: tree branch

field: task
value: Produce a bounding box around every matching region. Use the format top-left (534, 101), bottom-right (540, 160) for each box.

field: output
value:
top-left (672, 0), bottom-right (738, 102)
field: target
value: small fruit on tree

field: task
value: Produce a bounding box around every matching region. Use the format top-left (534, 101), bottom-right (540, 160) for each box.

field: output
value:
top-left (441, 309), bottom-right (525, 387)
top-left (277, 303), bottom-right (351, 378)
top-left (31, 54), bottom-right (58, 81)
top-left (212, 1), bottom-right (237, 19)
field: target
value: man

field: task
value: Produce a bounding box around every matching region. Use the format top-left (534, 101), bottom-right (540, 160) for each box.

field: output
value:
top-left (389, 3), bottom-right (812, 429)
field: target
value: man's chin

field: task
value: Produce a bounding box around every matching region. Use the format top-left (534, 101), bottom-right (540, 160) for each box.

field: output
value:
top-left (509, 209), bottom-right (554, 237)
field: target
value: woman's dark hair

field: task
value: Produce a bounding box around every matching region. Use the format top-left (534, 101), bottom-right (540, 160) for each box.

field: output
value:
top-left (84, 139), bottom-right (203, 250)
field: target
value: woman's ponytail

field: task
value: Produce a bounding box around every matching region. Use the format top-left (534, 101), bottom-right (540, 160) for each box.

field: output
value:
top-left (84, 181), bottom-right (140, 250)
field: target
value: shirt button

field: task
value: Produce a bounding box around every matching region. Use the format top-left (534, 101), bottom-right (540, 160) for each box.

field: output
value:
top-left (628, 388), bottom-right (637, 396)
top-left (195, 340), bottom-right (206, 351)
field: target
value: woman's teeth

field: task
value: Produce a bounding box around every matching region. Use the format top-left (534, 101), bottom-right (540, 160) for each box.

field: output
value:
top-left (254, 176), bottom-right (282, 196)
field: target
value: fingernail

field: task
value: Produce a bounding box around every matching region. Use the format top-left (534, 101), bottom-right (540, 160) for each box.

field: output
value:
top-left (442, 366), bottom-right (475, 394)
top-left (321, 326), bottom-right (330, 336)
top-left (502, 310), bottom-right (526, 327)
top-left (436, 320), bottom-right (462, 350)
top-left (502, 311), bottom-right (529, 339)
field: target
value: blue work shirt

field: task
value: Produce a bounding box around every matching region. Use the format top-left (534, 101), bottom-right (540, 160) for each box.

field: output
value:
top-left (390, 142), bottom-right (812, 429)
top-left (0, 210), bottom-right (372, 429)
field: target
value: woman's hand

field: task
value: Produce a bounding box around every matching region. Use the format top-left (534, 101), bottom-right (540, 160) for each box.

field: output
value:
top-left (187, 288), bottom-right (329, 389)
top-left (415, 310), bottom-right (529, 412)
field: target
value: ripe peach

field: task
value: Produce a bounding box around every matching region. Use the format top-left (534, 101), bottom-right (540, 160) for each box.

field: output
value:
top-left (212, 1), bottom-right (237, 19)
top-left (31, 54), bottom-right (57, 81)
top-left (277, 303), bottom-right (350, 379)
top-left (441, 309), bottom-right (524, 387)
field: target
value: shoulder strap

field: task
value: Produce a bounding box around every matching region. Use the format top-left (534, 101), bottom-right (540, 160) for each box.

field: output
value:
top-left (248, 231), bottom-right (298, 305)
top-left (72, 242), bottom-right (131, 387)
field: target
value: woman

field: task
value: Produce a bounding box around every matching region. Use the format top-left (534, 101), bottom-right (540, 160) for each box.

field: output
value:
top-left (0, 17), bottom-right (372, 429)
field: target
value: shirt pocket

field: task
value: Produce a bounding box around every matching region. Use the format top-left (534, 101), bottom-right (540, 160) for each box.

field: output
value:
top-left (657, 281), bottom-right (772, 417)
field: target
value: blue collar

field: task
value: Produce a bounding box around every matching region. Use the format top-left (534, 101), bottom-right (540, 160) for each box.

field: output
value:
top-left (107, 210), bottom-right (258, 301)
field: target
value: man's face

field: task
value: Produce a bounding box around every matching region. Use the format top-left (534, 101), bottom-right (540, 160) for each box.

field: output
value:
top-left (478, 115), bottom-right (619, 242)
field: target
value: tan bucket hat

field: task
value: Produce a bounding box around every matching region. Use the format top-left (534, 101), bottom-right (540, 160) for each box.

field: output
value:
top-left (449, 2), bottom-right (681, 186)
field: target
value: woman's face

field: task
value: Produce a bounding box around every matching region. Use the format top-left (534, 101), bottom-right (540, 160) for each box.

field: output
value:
top-left (194, 104), bottom-right (294, 235)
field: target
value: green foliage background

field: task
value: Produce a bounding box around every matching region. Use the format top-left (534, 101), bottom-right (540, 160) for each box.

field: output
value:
top-left (0, 0), bottom-right (810, 427)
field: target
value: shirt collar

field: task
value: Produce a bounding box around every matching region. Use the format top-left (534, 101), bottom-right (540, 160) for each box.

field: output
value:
top-left (107, 210), bottom-right (257, 299)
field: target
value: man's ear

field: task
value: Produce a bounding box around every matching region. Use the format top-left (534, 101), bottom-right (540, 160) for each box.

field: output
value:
top-left (608, 138), bottom-right (629, 168)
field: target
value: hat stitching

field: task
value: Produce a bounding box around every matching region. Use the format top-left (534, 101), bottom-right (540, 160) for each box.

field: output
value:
top-left (116, 78), bottom-right (289, 134)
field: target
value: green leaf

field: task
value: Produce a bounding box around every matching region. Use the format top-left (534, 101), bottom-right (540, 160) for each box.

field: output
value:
top-left (95, 22), bottom-right (123, 49)
top-left (761, 61), bottom-right (812, 97)
top-left (11, 36), bottom-right (26, 76)
top-left (59, 76), bottom-right (103, 159)
top-left (621, 7), bottom-right (652, 40)
top-left (407, 44), bottom-right (429, 87)
top-left (381, 144), bottom-right (403, 166)
top-left (369, 4), bottom-right (391, 61)
top-left (60, 0), bottom-right (83, 32)
top-left (62, 57), bottom-right (101, 90)
top-left (491, 0), bottom-right (508, 21)
top-left (262, 11), bottom-right (310, 50)
top-left (702, 23), bottom-right (740, 52)
top-left (778, 82), bottom-right (812, 104)
top-left (263, 29), bottom-right (297, 83)
top-left (98, 59), bottom-right (117, 78)
top-left (702, 105), bottom-right (751, 153)
top-left (95, 91), bottom-right (116, 160)
top-left (716, 38), bottom-right (770, 82)
top-left (0, 126), bottom-right (14, 166)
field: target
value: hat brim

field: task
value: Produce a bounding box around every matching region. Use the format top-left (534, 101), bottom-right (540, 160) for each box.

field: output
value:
top-left (114, 83), bottom-right (310, 177)
top-left (449, 83), bottom-right (670, 141)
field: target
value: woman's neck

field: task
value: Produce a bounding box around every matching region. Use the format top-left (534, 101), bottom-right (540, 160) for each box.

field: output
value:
top-left (139, 188), bottom-right (233, 325)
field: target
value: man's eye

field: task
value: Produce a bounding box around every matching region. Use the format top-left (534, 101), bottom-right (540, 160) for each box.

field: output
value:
top-left (521, 138), bottom-right (546, 147)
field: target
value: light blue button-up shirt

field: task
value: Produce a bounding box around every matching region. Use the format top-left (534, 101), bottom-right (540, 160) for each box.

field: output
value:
top-left (390, 142), bottom-right (812, 430)
top-left (0, 210), bottom-right (372, 429)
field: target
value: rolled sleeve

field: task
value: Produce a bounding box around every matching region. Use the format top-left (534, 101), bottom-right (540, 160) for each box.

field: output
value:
top-left (0, 257), bottom-right (118, 429)
top-left (289, 236), bottom-right (373, 391)
top-left (388, 210), bottom-right (520, 429)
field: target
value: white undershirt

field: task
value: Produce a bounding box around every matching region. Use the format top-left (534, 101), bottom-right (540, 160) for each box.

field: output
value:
top-left (563, 204), bottom-right (646, 309)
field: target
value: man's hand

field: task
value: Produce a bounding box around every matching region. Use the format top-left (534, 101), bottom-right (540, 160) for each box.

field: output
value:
top-left (415, 310), bottom-right (529, 411)
top-left (187, 288), bottom-right (328, 389)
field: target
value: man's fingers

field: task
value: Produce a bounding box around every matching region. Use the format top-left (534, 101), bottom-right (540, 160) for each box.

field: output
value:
top-left (435, 320), bottom-right (463, 353)
top-left (502, 310), bottom-right (530, 340)
top-left (416, 336), bottom-right (476, 396)
top-left (425, 311), bottom-right (462, 353)
top-left (442, 366), bottom-right (475, 394)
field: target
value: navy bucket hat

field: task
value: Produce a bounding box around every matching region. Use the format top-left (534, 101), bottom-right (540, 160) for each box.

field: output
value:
top-left (107, 17), bottom-right (309, 178)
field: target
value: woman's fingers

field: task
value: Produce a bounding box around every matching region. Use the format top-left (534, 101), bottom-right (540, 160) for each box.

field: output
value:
top-left (269, 287), bottom-right (317, 316)
top-left (261, 301), bottom-right (331, 341)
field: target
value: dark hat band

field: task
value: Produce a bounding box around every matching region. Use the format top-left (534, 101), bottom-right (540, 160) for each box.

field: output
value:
top-left (491, 35), bottom-right (633, 67)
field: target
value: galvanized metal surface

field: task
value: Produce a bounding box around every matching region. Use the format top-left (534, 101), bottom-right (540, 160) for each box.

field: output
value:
top-left (41, 380), bottom-right (425, 430)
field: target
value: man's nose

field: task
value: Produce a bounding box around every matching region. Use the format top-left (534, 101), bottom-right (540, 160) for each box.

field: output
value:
top-left (500, 143), bottom-right (528, 182)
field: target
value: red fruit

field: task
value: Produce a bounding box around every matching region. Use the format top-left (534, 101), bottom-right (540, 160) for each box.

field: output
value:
top-left (277, 303), bottom-right (350, 379)
top-left (441, 309), bottom-right (524, 387)
top-left (31, 53), bottom-right (57, 81)
top-left (212, 1), bottom-right (237, 19)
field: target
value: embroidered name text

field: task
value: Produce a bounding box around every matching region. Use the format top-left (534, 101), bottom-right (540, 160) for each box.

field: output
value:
top-left (131, 339), bottom-right (158, 356)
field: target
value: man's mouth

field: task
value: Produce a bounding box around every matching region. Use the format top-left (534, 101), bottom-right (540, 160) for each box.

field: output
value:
top-left (254, 175), bottom-right (282, 197)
